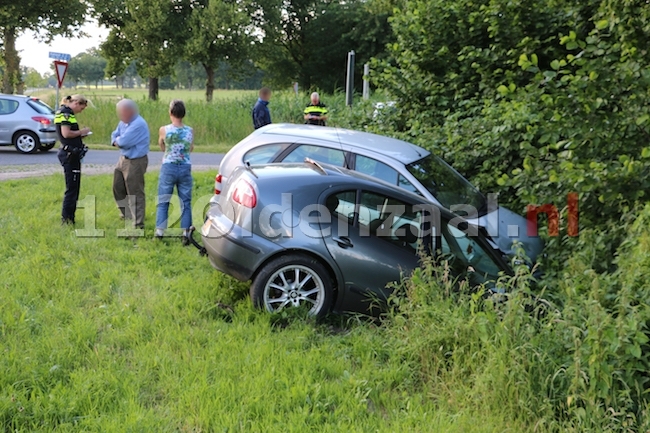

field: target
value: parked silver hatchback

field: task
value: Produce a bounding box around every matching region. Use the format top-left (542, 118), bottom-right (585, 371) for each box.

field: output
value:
top-left (0, 94), bottom-right (57, 154)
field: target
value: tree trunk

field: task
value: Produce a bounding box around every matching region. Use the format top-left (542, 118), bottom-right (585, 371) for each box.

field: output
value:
top-left (203, 64), bottom-right (215, 102)
top-left (1, 27), bottom-right (23, 94)
top-left (148, 77), bottom-right (159, 100)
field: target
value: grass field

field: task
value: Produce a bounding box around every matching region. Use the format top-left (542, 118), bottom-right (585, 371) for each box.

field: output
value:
top-left (0, 171), bottom-right (539, 432)
top-left (26, 88), bottom-right (378, 155)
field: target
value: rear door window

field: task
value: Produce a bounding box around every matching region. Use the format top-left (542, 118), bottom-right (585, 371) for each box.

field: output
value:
top-left (282, 144), bottom-right (346, 166)
top-left (358, 191), bottom-right (422, 254)
top-left (0, 99), bottom-right (19, 115)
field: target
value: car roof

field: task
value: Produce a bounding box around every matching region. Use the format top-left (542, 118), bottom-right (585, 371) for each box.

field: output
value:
top-left (0, 94), bottom-right (31, 99)
top-left (257, 123), bottom-right (429, 165)
top-left (0, 94), bottom-right (46, 104)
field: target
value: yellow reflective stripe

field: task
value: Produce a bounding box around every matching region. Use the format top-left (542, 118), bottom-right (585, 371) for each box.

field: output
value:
top-left (304, 106), bottom-right (328, 115)
top-left (54, 114), bottom-right (78, 125)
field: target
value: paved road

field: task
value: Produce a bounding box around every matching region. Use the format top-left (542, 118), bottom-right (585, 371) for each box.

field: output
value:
top-left (0, 147), bottom-right (224, 166)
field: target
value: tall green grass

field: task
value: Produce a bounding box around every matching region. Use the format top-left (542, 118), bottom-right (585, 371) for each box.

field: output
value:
top-left (0, 172), bottom-right (535, 432)
top-left (31, 88), bottom-right (385, 154)
top-left (4, 169), bottom-right (649, 430)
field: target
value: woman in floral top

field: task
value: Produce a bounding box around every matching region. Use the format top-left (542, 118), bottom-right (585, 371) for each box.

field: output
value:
top-left (155, 100), bottom-right (194, 243)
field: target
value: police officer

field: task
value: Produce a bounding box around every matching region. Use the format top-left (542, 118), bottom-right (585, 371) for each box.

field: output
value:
top-left (304, 92), bottom-right (329, 126)
top-left (55, 95), bottom-right (90, 225)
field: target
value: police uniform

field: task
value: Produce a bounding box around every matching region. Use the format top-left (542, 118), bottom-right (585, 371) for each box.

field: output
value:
top-left (55, 105), bottom-right (84, 224)
top-left (304, 102), bottom-right (329, 126)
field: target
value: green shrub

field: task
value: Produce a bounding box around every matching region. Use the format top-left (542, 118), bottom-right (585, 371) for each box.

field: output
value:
top-left (381, 204), bottom-right (650, 431)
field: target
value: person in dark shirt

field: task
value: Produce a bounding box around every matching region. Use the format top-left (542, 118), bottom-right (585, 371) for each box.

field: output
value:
top-left (304, 92), bottom-right (328, 126)
top-left (252, 87), bottom-right (272, 129)
top-left (55, 95), bottom-right (90, 225)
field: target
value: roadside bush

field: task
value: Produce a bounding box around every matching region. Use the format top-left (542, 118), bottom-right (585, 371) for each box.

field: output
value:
top-left (368, 0), bottom-right (650, 274)
top-left (382, 204), bottom-right (650, 431)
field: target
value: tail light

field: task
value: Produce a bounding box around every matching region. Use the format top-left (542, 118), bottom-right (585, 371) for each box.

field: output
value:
top-left (32, 116), bottom-right (51, 125)
top-left (232, 180), bottom-right (257, 208)
top-left (214, 173), bottom-right (222, 195)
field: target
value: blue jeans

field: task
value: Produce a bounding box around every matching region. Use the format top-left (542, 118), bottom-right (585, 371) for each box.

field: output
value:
top-left (156, 163), bottom-right (193, 230)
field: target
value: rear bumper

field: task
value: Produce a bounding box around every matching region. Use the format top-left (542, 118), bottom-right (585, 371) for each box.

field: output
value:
top-left (201, 205), bottom-right (280, 281)
top-left (37, 129), bottom-right (57, 144)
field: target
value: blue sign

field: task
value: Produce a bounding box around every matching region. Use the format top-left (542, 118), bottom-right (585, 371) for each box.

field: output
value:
top-left (49, 52), bottom-right (71, 62)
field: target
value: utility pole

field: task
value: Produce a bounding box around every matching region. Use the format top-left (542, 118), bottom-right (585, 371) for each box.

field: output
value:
top-left (345, 51), bottom-right (355, 107)
top-left (362, 63), bottom-right (370, 100)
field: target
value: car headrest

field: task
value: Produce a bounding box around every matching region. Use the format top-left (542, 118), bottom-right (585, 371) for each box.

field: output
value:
top-left (396, 224), bottom-right (418, 245)
top-left (325, 195), bottom-right (340, 214)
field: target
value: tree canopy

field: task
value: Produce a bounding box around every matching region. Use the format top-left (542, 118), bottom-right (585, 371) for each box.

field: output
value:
top-left (0, 0), bottom-right (87, 93)
top-left (249, 0), bottom-right (393, 92)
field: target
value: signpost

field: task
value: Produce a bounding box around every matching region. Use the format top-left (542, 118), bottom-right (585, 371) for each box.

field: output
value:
top-left (49, 52), bottom-right (71, 107)
top-left (49, 52), bottom-right (71, 62)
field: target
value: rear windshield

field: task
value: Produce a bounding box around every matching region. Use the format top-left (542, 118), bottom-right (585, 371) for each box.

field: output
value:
top-left (406, 154), bottom-right (487, 215)
top-left (27, 99), bottom-right (54, 115)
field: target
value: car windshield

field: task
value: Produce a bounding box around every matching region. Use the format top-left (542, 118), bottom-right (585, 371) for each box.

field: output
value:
top-left (27, 99), bottom-right (54, 115)
top-left (406, 154), bottom-right (487, 216)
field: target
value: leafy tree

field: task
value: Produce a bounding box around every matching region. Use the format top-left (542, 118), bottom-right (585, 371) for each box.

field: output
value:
top-left (213, 60), bottom-right (264, 90)
top-left (249, 0), bottom-right (393, 92)
top-left (0, 0), bottom-right (86, 94)
top-left (94, 0), bottom-right (196, 100)
top-left (80, 50), bottom-right (108, 88)
top-left (174, 61), bottom-right (206, 90)
top-left (65, 55), bottom-right (84, 88)
top-left (22, 67), bottom-right (46, 89)
top-left (64, 50), bottom-right (108, 88)
top-left (100, 29), bottom-right (134, 88)
top-left (185, 0), bottom-right (252, 101)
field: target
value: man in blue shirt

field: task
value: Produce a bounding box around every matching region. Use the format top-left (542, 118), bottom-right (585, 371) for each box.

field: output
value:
top-left (252, 87), bottom-right (272, 129)
top-left (111, 99), bottom-right (150, 230)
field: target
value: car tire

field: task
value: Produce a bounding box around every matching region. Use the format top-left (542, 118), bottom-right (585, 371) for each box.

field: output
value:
top-left (39, 143), bottom-right (56, 152)
top-left (250, 254), bottom-right (334, 318)
top-left (13, 131), bottom-right (40, 154)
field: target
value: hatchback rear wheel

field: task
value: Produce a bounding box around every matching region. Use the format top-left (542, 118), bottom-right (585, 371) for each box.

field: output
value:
top-left (13, 131), bottom-right (39, 154)
top-left (251, 254), bottom-right (333, 318)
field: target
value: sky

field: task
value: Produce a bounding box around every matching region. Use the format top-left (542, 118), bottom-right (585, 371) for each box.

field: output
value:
top-left (16, 21), bottom-right (109, 75)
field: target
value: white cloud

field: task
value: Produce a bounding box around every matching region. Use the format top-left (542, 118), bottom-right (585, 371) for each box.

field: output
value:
top-left (16, 21), bottom-right (109, 75)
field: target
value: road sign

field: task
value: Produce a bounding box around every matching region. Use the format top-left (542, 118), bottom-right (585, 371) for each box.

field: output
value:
top-left (49, 52), bottom-right (71, 62)
top-left (54, 61), bottom-right (68, 89)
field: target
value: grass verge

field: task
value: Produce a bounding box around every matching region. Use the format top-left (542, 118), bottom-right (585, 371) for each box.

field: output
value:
top-left (0, 172), bottom-right (533, 432)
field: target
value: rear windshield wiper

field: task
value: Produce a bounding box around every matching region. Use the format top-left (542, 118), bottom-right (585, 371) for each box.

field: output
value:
top-left (245, 161), bottom-right (259, 178)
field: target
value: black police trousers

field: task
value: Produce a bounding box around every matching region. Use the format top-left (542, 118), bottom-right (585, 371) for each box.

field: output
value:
top-left (58, 149), bottom-right (81, 223)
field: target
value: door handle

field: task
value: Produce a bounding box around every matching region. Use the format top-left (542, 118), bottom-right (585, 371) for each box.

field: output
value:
top-left (332, 236), bottom-right (353, 249)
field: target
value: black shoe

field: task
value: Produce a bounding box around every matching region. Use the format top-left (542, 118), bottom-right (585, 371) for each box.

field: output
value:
top-left (61, 218), bottom-right (75, 226)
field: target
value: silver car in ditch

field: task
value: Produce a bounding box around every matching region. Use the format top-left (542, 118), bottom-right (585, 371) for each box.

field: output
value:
top-left (0, 94), bottom-right (57, 154)
top-left (202, 161), bottom-right (512, 317)
top-left (214, 123), bottom-right (544, 262)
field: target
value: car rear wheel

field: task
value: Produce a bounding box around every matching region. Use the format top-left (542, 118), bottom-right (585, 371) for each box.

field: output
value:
top-left (13, 131), bottom-right (40, 154)
top-left (39, 143), bottom-right (56, 152)
top-left (251, 254), bottom-right (333, 318)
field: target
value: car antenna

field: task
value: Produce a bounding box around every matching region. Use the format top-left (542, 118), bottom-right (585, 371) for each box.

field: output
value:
top-left (335, 127), bottom-right (352, 169)
top-left (245, 161), bottom-right (259, 178)
top-left (304, 157), bottom-right (328, 175)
